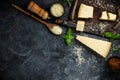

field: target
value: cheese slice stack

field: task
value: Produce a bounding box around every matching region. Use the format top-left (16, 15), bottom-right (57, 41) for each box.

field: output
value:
top-left (76, 35), bottom-right (112, 58)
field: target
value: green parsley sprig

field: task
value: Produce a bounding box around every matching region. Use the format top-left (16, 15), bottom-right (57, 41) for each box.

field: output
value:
top-left (63, 0), bottom-right (72, 6)
top-left (112, 45), bottom-right (120, 52)
top-left (104, 32), bottom-right (120, 42)
top-left (63, 28), bottom-right (74, 46)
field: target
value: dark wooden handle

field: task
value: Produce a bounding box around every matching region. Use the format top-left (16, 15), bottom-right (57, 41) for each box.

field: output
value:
top-left (70, 0), bottom-right (78, 22)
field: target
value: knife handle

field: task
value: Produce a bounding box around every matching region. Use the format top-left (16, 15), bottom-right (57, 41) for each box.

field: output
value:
top-left (55, 19), bottom-right (76, 28)
top-left (55, 19), bottom-right (65, 24)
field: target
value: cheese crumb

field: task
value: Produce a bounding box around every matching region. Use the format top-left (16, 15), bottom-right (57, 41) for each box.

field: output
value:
top-left (72, 46), bottom-right (85, 65)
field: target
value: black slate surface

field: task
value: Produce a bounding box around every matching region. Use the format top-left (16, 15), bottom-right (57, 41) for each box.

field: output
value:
top-left (0, 0), bottom-right (120, 80)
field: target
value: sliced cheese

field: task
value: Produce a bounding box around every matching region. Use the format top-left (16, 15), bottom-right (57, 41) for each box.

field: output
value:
top-left (76, 35), bottom-right (112, 58)
top-left (76, 21), bottom-right (85, 32)
top-left (107, 13), bottom-right (117, 21)
top-left (78, 4), bottom-right (94, 18)
top-left (100, 11), bottom-right (108, 20)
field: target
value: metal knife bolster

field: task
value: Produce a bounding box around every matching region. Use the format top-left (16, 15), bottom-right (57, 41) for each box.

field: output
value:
top-left (64, 21), bottom-right (77, 28)
top-left (55, 19), bottom-right (77, 28)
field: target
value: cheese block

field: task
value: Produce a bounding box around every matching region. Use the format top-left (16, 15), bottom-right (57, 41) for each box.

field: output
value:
top-left (100, 11), bottom-right (108, 20)
top-left (76, 35), bottom-right (112, 58)
top-left (76, 21), bottom-right (85, 31)
top-left (107, 13), bottom-right (117, 21)
top-left (78, 4), bottom-right (94, 18)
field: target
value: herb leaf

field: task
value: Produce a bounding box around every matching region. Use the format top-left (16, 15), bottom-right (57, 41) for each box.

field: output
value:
top-left (104, 32), bottom-right (120, 42)
top-left (104, 32), bottom-right (113, 38)
top-left (63, 28), bottom-right (74, 46)
top-left (112, 45), bottom-right (120, 52)
top-left (63, 0), bottom-right (72, 6)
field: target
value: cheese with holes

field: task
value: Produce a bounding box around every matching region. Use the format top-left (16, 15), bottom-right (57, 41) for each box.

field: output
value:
top-left (100, 11), bottom-right (108, 20)
top-left (76, 35), bottom-right (112, 58)
top-left (108, 13), bottom-right (117, 21)
top-left (78, 4), bottom-right (94, 18)
top-left (76, 21), bottom-right (85, 31)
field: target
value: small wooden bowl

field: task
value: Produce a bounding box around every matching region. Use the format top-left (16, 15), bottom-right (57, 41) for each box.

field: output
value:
top-left (50, 2), bottom-right (65, 18)
top-left (107, 56), bottom-right (120, 72)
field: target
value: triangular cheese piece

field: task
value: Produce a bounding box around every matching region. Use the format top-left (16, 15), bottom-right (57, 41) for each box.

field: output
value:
top-left (76, 35), bottom-right (112, 58)
top-left (100, 11), bottom-right (108, 20)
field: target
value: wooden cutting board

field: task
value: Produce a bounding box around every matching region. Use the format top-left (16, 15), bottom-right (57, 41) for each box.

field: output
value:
top-left (70, 0), bottom-right (120, 36)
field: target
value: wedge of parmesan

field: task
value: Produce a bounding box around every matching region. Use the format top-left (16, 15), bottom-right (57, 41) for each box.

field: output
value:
top-left (78, 4), bottom-right (94, 18)
top-left (76, 35), bottom-right (112, 58)
top-left (100, 11), bottom-right (108, 20)
top-left (76, 21), bottom-right (85, 32)
top-left (107, 13), bottom-right (117, 21)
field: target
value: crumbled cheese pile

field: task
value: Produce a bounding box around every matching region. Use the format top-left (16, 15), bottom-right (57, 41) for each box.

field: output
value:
top-left (85, 21), bottom-right (110, 33)
top-left (83, 0), bottom-right (116, 12)
top-left (72, 46), bottom-right (85, 65)
top-left (98, 22), bottom-right (109, 30)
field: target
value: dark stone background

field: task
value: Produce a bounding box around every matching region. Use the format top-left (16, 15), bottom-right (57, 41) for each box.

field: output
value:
top-left (0, 0), bottom-right (120, 80)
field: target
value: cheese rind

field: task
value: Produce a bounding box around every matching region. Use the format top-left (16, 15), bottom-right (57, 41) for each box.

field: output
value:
top-left (76, 35), bottom-right (112, 58)
top-left (107, 13), bottom-right (117, 21)
top-left (76, 21), bottom-right (85, 31)
top-left (78, 4), bottom-right (94, 18)
top-left (100, 11), bottom-right (108, 20)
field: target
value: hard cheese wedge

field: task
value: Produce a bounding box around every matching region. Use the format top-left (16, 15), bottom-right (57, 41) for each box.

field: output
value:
top-left (76, 35), bottom-right (112, 58)
top-left (78, 4), bottom-right (94, 18)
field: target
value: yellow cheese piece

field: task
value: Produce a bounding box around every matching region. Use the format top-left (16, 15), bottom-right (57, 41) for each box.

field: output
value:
top-left (100, 11), bottom-right (108, 20)
top-left (76, 21), bottom-right (85, 32)
top-left (76, 35), bottom-right (112, 58)
top-left (78, 4), bottom-right (94, 18)
top-left (108, 13), bottom-right (117, 21)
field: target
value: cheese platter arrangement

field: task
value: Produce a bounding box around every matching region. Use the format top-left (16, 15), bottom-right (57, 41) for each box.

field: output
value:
top-left (10, 0), bottom-right (120, 58)
top-left (1, 0), bottom-right (120, 80)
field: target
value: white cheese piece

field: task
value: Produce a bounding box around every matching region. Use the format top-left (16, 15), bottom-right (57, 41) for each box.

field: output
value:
top-left (107, 13), bottom-right (117, 21)
top-left (78, 4), bottom-right (94, 18)
top-left (76, 21), bottom-right (85, 32)
top-left (100, 11), bottom-right (108, 20)
top-left (76, 35), bottom-right (112, 58)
